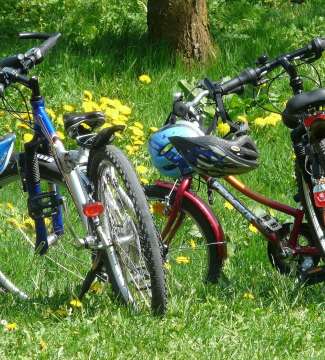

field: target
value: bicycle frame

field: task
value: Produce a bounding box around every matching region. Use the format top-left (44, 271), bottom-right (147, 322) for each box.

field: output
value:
top-left (155, 174), bottom-right (322, 260)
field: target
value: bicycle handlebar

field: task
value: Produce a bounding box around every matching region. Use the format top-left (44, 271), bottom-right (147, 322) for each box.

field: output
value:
top-left (219, 37), bottom-right (325, 95)
top-left (0, 32), bottom-right (61, 95)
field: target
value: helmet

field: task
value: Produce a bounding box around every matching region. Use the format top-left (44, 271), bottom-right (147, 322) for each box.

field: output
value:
top-left (148, 120), bottom-right (205, 178)
top-left (169, 134), bottom-right (259, 177)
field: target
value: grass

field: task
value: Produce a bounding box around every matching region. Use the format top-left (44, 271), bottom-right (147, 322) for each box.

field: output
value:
top-left (1, 0), bottom-right (325, 358)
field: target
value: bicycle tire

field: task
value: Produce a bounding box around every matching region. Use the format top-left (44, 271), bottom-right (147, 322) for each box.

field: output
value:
top-left (88, 145), bottom-right (167, 315)
top-left (145, 184), bottom-right (224, 291)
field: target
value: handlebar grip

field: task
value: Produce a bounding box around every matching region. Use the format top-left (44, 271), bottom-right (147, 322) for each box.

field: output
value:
top-left (19, 32), bottom-right (53, 40)
top-left (0, 55), bottom-right (20, 69)
top-left (220, 68), bottom-right (258, 94)
top-left (38, 33), bottom-right (61, 58)
top-left (310, 37), bottom-right (325, 57)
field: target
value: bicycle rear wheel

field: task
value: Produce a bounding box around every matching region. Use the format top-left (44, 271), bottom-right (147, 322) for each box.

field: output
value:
top-left (145, 184), bottom-right (224, 295)
top-left (88, 145), bottom-right (167, 315)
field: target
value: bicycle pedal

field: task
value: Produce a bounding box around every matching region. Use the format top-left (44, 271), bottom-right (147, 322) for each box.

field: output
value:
top-left (28, 191), bottom-right (62, 219)
top-left (259, 214), bottom-right (282, 232)
top-left (299, 266), bottom-right (325, 286)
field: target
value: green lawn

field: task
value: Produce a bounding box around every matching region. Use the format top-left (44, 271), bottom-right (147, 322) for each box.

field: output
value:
top-left (1, 1), bottom-right (325, 358)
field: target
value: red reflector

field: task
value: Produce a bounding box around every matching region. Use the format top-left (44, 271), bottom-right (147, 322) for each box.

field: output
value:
top-left (304, 113), bottom-right (325, 127)
top-left (314, 192), bottom-right (325, 208)
top-left (83, 202), bottom-right (104, 217)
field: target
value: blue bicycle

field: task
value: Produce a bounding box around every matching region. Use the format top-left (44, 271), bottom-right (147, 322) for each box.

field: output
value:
top-left (0, 33), bottom-right (166, 314)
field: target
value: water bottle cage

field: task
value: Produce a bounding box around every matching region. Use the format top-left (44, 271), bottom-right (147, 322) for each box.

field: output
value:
top-left (28, 191), bottom-right (63, 219)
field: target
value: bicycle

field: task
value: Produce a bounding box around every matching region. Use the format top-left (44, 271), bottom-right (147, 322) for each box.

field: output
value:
top-left (145, 37), bottom-right (325, 289)
top-left (0, 32), bottom-right (166, 315)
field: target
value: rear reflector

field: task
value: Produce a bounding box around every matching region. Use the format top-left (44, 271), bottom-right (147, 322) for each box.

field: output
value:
top-left (314, 191), bottom-right (325, 208)
top-left (83, 202), bottom-right (104, 217)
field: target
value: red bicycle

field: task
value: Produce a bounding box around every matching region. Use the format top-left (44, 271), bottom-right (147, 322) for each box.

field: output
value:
top-left (145, 37), bottom-right (325, 290)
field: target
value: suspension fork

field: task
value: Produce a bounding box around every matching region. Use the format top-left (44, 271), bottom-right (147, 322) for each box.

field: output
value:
top-left (23, 135), bottom-right (49, 254)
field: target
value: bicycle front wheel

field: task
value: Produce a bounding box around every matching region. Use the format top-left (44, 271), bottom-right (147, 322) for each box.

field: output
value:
top-left (88, 145), bottom-right (167, 314)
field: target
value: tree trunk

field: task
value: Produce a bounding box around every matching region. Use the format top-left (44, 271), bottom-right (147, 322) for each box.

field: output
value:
top-left (147, 0), bottom-right (216, 63)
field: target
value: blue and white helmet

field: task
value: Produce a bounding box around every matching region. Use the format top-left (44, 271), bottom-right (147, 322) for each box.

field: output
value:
top-left (148, 120), bottom-right (205, 178)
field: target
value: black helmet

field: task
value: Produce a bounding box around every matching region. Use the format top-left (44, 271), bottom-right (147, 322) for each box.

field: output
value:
top-left (169, 134), bottom-right (259, 177)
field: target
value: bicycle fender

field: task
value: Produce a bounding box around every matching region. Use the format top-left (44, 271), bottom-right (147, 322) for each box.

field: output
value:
top-left (90, 125), bottom-right (125, 150)
top-left (155, 180), bottom-right (227, 261)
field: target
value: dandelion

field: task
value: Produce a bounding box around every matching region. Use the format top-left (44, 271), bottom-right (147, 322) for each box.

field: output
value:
top-left (133, 139), bottom-right (144, 146)
top-left (23, 133), bottom-right (33, 143)
top-left (105, 107), bottom-right (119, 121)
top-left (149, 126), bottom-right (158, 133)
top-left (90, 282), bottom-right (104, 294)
top-left (4, 322), bottom-right (17, 331)
top-left (140, 177), bottom-right (149, 185)
top-left (69, 299), bottom-right (82, 308)
top-left (254, 117), bottom-right (267, 127)
top-left (63, 104), bottom-right (75, 112)
top-left (224, 201), bottom-right (234, 210)
top-left (56, 131), bottom-right (65, 140)
top-left (133, 121), bottom-right (144, 129)
top-left (139, 74), bottom-right (151, 84)
top-left (264, 113), bottom-right (281, 126)
top-left (56, 115), bottom-right (64, 127)
top-left (136, 165), bottom-right (148, 175)
top-left (23, 217), bottom-right (35, 230)
top-left (17, 121), bottom-right (30, 130)
top-left (46, 108), bottom-right (56, 120)
top-left (118, 105), bottom-right (132, 116)
top-left (176, 256), bottom-right (190, 264)
top-left (217, 122), bottom-right (230, 136)
top-left (83, 90), bottom-right (93, 101)
top-left (237, 115), bottom-right (248, 123)
top-left (7, 218), bottom-right (21, 228)
top-left (189, 239), bottom-right (196, 250)
top-left (243, 292), bottom-right (255, 300)
top-left (130, 126), bottom-right (144, 137)
top-left (40, 338), bottom-right (48, 351)
top-left (249, 223), bottom-right (258, 234)
top-left (6, 202), bottom-right (14, 211)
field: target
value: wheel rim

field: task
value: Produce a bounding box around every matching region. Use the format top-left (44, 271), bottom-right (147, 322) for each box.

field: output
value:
top-left (98, 161), bottom-right (152, 310)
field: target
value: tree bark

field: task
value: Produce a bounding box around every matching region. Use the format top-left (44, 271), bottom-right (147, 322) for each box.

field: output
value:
top-left (147, 0), bottom-right (215, 63)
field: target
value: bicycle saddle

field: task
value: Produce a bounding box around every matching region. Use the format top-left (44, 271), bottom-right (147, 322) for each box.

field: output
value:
top-left (64, 111), bottom-right (105, 138)
top-left (283, 88), bottom-right (325, 129)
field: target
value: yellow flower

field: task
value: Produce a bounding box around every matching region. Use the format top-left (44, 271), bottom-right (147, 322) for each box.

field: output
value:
top-left (254, 117), bottom-right (267, 127)
top-left (152, 202), bottom-right (166, 216)
top-left (133, 121), bottom-right (143, 129)
top-left (46, 108), bottom-right (56, 120)
top-left (217, 122), bottom-right (230, 136)
top-left (83, 90), bottom-right (93, 101)
top-left (69, 299), bottom-right (82, 308)
top-left (130, 126), bottom-right (144, 137)
top-left (82, 101), bottom-right (100, 113)
top-left (81, 123), bottom-right (91, 130)
top-left (176, 256), bottom-right (190, 264)
top-left (23, 217), bottom-right (35, 230)
top-left (63, 104), bottom-right (75, 112)
top-left (56, 115), bottom-right (64, 127)
top-left (6, 202), bottom-right (14, 211)
top-left (105, 108), bottom-right (119, 121)
top-left (140, 177), bottom-right (149, 185)
top-left (7, 218), bottom-right (21, 228)
top-left (164, 262), bottom-right (171, 271)
top-left (264, 113), bottom-right (281, 126)
top-left (243, 292), bottom-right (255, 300)
top-left (149, 127), bottom-right (158, 133)
top-left (39, 338), bottom-right (48, 351)
top-left (136, 165), bottom-right (148, 175)
top-left (237, 115), bottom-right (248, 123)
top-left (99, 97), bottom-right (111, 105)
top-left (249, 224), bottom-right (258, 234)
top-left (139, 74), bottom-right (151, 84)
top-left (224, 201), bottom-right (234, 210)
top-left (23, 133), bottom-right (33, 143)
top-left (133, 139), bottom-right (144, 146)
top-left (57, 131), bottom-right (65, 140)
top-left (189, 239), bottom-right (196, 250)
top-left (110, 99), bottom-right (122, 108)
top-left (118, 105), bottom-right (132, 116)
top-left (5, 322), bottom-right (17, 331)
top-left (90, 282), bottom-right (104, 294)
top-left (17, 121), bottom-right (30, 130)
